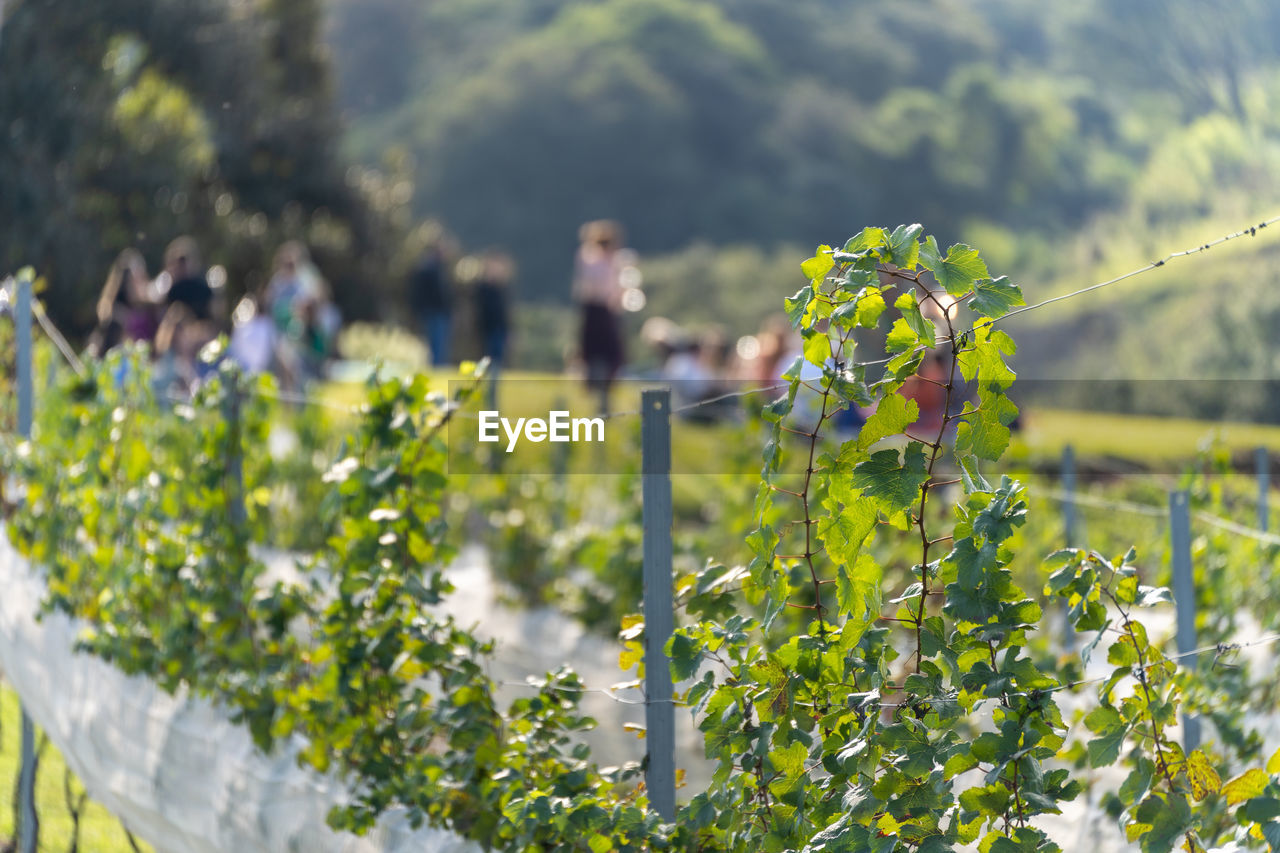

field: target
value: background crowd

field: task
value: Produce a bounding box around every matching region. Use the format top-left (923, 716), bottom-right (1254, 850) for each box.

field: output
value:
top-left (88, 216), bottom-right (971, 439)
top-left (90, 236), bottom-right (341, 395)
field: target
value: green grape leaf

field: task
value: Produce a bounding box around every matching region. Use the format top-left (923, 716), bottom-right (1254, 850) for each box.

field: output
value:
top-left (832, 287), bottom-right (887, 330)
top-left (802, 247), bottom-right (835, 283)
top-left (1133, 793), bottom-right (1193, 852)
top-left (1246, 797), bottom-right (1280, 823)
top-left (886, 318), bottom-right (920, 354)
top-left (1107, 636), bottom-right (1139, 667)
top-left (886, 223), bottom-right (922, 269)
top-left (858, 392), bottom-right (919, 450)
top-left (1084, 706), bottom-right (1127, 768)
top-left (769, 740), bottom-right (809, 790)
top-left (666, 631), bottom-right (702, 682)
top-left (920, 240), bottom-right (990, 297)
top-left (970, 276), bottom-right (1024, 319)
top-left (896, 291), bottom-right (935, 340)
top-left (843, 227), bottom-right (887, 255)
top-left (957, 326), bottom-right (1017, 389)
top-left (944, 751), bottom-right (978, 780)
top-left (835, 552), bottom-right (882, 644)
top-left (786, 286), bottom-right (814, 327)
top-left (1120, 759), bottom-right (1155, 808)
top-left (803, 329), bottom-right (832, 366)
top-left (818, 495), bottom-right (878, 569)
top-left (954, 390), bottom-right (1019, 462)
top-left (850, 445), bottom-right (930, 515)
top-left (960, 784), bottom-right (1011, 817)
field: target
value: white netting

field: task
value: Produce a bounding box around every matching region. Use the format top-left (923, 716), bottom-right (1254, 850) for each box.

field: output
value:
top-left (0, 533), bottom-right (479, 853)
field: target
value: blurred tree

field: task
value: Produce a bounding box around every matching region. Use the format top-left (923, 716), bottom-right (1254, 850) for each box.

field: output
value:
top-left (0, 0), bottom-right (395, 334)
top-left (10, 0), bottom-right (1280, 345)
top-left (1066, 0), bottom-right (1280, 122)
top-left (326, 0), bottom-right (421, 115)
top-left (413, 0), bottom-right (778, 296)
top-left (323, 0), bottom-right (1169, 301)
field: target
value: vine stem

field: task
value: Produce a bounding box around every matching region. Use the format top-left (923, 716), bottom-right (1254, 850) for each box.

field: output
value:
top-left (795, 316), bottom-right (854, 645)
top-left (1099, 580), bottom-right (1205, 851)
top-left (912, 274), bottom-right (960, 673)
top-left (1105, 587), bottom-right (1177, 788)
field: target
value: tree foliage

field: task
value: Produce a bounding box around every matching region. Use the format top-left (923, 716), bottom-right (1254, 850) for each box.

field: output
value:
top-left (0, 0), bottom-right (398, 332)
top-left (325, 0), bottom-right (1280, 300)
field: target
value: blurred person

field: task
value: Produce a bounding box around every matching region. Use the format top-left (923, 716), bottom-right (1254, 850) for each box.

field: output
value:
top-left (228, 293), bottom-right (279, 376)
top-left (664, 335), bottom-right (714, 418)
top-left (265, 241), bottom-right (337, 386)
top-left (639, 316), bottom-right (680, 378)
top-left (697, 325), bottom-right (732, 389)
top-left (640, 318), bottom-right (723, 419)
top-left (409, 237), bottom-right (456, 366)
top-left (690, 326), bottom-right (737, 421)
top-left (750, 314), bottom-right (794, 385)
top-left (474, 248), bottom-right (512, 368)
top-left (89, 248), bottom-right (159, 357)
top-left (644, 319), bottom-right (699, 384)
top-left (264, 241), bottom-right (308, 334)
top-left (152, 303), bottom-right (218, 397)
top-left (157, 236), bottom-right (215, 322)
top-left (572, 220), bottom-right (628, 413)
top-left (296, 296), bottom-right (334, 382)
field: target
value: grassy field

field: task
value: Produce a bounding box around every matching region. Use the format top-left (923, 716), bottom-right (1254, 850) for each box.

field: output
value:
top-left (1014, 407), bottom-right (1280, 467)
top-left (0, 682), bottom-right (150, 852)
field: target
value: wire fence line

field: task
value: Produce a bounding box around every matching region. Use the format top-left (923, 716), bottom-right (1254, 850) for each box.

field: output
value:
top-left (1040, 487), bottom-right (1169, 518)
top-left (1048, 631), bottom-right (1280, 699)
top-left (495, 678), bottom-right (687, 708)
top-left (512, 628), bottom-right (1280, 711)
top-left (984, 213), bottom-right (1280, 328)
top-left (1192, 510), bottom-right (1280, 547)
top-left (1041, 485), bottom-right (1280, 547)
top-left (832, 631), bottom-right (1280, 711)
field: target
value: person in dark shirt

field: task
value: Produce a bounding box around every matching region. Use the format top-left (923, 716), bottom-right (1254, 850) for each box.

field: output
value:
top-left (474, 249), bottom-right (512, 368)
top-left (161, 236), bottom-right (214, 321)
top-left (409, 237), bottom-right (456, 366)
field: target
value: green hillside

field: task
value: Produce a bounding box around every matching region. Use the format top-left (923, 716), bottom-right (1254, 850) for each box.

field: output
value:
top-left (324, 0), bottom-right (1280, 308)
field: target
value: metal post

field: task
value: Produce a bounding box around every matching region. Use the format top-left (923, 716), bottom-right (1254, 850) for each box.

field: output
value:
top-left (641, 389), bottom-right (675, 821)
top-left (1062, 445), bottom-right (1078, 546)
top-left (15, 277), bottom-right (38, 853)
top-left (224, 378), bottom-right (246, 534)
top-left (551, 396), bottom-right (569, 529)
top-left (1061, 445), bottom-right (1078, 650)
top-left (1169, 490), bottom-right (1200, 752)
top-left (1257, 447), bottom-right (1270, 533)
